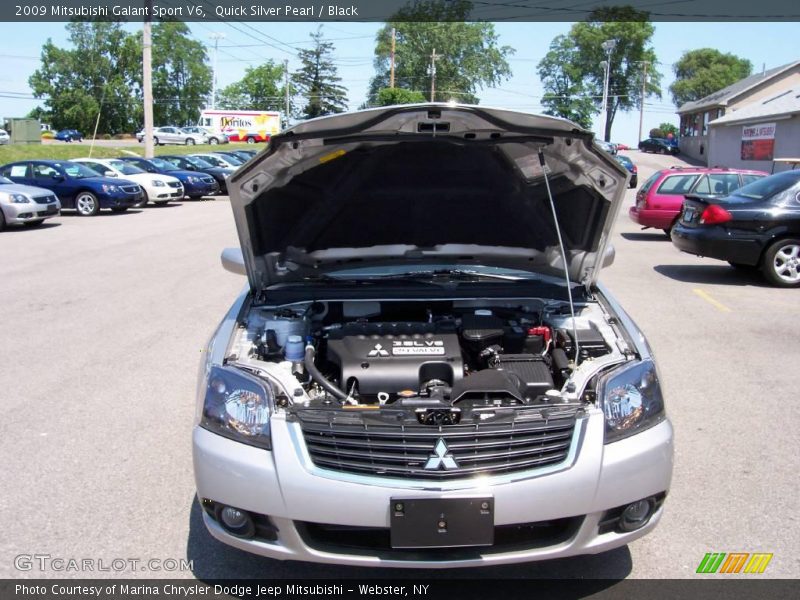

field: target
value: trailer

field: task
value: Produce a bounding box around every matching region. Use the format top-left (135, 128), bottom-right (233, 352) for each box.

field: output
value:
top-left (198, 110), bottom-right (281, 144)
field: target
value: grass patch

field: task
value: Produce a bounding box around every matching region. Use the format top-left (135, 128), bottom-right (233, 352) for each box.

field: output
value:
top-left (0, 141), bottom-right (262, 164)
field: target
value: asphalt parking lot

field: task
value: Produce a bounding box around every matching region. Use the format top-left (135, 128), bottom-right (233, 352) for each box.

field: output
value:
top-left (1, 152), bottom-right (798, 580)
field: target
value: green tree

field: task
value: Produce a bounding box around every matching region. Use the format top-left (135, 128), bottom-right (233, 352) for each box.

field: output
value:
top-left (28, 22), bottom-right (141, 135)
top-left (217, 61), bottom-right (289, 112)
top-left (375, 87), bottom-right (427, 106)
top-left (649, 127), bottom-right (665, 138)
top-left (292, 27), bottom-right (348, 119)
top-left (669, 49), bottom-right (752, 107)
top-left (537, 35), bottom-right (596, 129)
top-left (658, 122), bottom-right (678, 137)
top-left (368, 0), bottom-right (513, 105)
top-left (538, 7), bottom-right (661, 141)
top-left (150, 22), bottom-right (212, 126)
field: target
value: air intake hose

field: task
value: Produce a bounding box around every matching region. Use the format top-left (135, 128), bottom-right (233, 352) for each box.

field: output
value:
top-left (304, 345), bottom-right (349, 401)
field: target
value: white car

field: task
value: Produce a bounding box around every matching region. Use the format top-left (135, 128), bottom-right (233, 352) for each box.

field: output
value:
top-left (0, 129), bottom-right (9, 145)
top-left (182, 127), bottom-right (229, 145)
top-left (0, 175), bottom-right (60, 230)
top-left (72, 158), bottom-right (184, 206)
top-left (136, 126), bottom-right (208, 146)
top-left (190, 152), bottom-right (243, 170)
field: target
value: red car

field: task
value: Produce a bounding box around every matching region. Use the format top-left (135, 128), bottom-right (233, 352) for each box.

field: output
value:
top-left (629, 167), bottom-right (768, 234)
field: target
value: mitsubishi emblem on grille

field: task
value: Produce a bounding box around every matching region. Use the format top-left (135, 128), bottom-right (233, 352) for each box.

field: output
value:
top-left (424, 438), bottom-right (458, 470)
top-left (367, 343), bottom-right (390, 357)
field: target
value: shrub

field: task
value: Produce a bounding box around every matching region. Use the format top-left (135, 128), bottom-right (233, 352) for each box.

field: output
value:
top-left (649, 127), bottom-right (665, 139)
top-left (41, 131), bottom-right (54, 139)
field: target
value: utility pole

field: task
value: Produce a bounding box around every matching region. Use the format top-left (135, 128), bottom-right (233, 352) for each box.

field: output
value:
top-left (389, 28), bottom-right (396, 88)
top-left (430, 48), bottom-right (437, 102)
top-left (638, 61), bottom-right (649, 143)
top-left (283, 59), bottom-right (290, 129)
top-left (142, 0), bottom-right (153, 159)
top-left (209, 32), bottom-right (225, 110)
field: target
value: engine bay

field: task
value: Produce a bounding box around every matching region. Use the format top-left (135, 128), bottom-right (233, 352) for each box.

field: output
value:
top-left (225, 298), bottom-right (630, 420)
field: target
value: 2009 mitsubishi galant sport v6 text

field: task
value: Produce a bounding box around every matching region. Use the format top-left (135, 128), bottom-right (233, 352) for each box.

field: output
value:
top-left (193, 105), bottom-right (674, 567)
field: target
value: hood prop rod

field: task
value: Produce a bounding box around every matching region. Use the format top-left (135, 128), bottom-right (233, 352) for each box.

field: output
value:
top-left (538, 150), bottom-right (580, 367)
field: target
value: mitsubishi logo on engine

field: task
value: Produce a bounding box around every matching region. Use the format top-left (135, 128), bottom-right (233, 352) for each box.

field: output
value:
top-left (367, 343), bottom-right (390, 357)
top-left (424, 439), bottom-right (458, 470)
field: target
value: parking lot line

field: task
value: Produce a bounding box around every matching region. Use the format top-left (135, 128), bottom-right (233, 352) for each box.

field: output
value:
top-left (692, 288), bottom-right (732, 313)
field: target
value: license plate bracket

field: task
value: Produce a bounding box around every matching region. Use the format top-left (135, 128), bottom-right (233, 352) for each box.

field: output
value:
top-left (389, 497), bottom-right (494, 549)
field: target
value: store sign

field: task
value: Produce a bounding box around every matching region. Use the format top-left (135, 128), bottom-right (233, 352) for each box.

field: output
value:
top-left (741, 122), bottom-right (776, 161)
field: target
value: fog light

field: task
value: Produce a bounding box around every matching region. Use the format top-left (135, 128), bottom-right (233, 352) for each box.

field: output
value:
top-left (618, 498), bottom-right (655, 532)
top-left (217, 505), bottom-right (256, 538)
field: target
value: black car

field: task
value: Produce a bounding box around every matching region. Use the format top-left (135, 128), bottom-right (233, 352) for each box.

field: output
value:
top-left (638, 138), bottom-right (679, 155)
top-left (614, 154), bottom-right (638, 188)
top-left (671, 170), bottom-right (800, 287)
top-left (159, 155), bottom-right (233, 195)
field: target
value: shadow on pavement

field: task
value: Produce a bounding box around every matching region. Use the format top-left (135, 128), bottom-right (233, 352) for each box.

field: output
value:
top-left (2, 222), bottom-right (62, 232)
top-left (653, 264), bottom-right (767, 287)
top-left (620, 232), bottom-right (671, 242)
top-left (59, 209), bottom-right (144, 217)
top-left (186, 497), bottom-right (632, 581)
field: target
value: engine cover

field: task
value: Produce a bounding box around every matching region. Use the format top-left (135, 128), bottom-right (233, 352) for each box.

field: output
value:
top-left (326, 327), bottom-right (464, 395)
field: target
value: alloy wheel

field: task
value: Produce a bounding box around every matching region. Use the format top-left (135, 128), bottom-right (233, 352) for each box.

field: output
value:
top-left (773, 243), bottom-right (800, 284)
top-left (76, 193), bottom-right (98, 216)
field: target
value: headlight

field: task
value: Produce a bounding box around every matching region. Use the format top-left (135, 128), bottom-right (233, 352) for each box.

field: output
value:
top-left (187, 176), bottom-right (199, 183)
top-left (200, 365), bottom-right (273, 449)
top-left (101, 184), bottom-right (118, 193)
top-left (10, 194), bottom-right (30, 204)
top-left (599, 359), bottom-right (665, 443)
top-left (152, 179), bottom-right (166, 187)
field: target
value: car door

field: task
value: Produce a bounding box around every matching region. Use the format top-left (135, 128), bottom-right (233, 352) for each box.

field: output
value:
top-left (32, 163), bottom-right (73, 205)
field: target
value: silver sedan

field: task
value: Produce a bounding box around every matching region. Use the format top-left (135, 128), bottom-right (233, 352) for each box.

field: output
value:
top-left (0, 176), bottom-right (60, 230)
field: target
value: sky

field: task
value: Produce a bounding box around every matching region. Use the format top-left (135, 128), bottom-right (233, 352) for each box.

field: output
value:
top-left (2, 21), bottom-right (799, 144)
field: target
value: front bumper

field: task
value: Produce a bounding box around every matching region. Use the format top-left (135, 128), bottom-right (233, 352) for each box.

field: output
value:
top-left (100, 190), bottom-right (144, 208)
top-left (193, 412), bottom-right (673, 567)
top-left (182, 179), bottom-right (220, 198)
top-left (3, 201), bottom-right (60, 224)
top-left (671, 223), bottom-right (763, 265)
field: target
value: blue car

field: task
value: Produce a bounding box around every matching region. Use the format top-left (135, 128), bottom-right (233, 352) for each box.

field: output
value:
top-left (54, 129), bottom-right (83, 142)
top-left (0, 160), bottom-right (144, 216)
top-left (119, 156), bottom-right (219, 199)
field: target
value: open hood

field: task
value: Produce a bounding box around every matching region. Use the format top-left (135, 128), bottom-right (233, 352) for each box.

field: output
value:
top-left (228, 104), bottom-right (628, 292)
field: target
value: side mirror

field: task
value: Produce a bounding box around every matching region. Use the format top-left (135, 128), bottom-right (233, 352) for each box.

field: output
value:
top-left (602, 244), bottom-right (616, 269)
top-left (51, 173), bottom-right (64, 181)
top-left (221, 247), bottom-right (246, 275)
top-left (105, 171), bottom-right (118, 177)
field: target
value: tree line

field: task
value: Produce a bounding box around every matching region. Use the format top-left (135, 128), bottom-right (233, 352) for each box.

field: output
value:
top-left (28, 1), bottom-right (755, 139)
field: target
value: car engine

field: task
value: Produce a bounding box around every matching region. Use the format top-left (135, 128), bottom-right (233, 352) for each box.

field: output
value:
top-left (236, 299), bottom-right (614, 416)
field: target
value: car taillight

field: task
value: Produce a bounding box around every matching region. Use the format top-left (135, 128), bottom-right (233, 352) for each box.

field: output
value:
top-left (632, 165), bottom-right (638, 173)
top-left (699, 205), bottom-right (732, 225)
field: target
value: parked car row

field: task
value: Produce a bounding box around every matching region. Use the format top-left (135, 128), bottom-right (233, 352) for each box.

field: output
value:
top-left (136, 126), bottom-right (229, 146)
top-left (0, 150), bottom-right (257, 228)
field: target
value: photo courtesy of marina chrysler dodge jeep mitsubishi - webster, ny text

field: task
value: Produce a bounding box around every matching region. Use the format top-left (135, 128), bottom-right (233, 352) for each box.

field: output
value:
top-left (193, 105), bottom-right (674, 567)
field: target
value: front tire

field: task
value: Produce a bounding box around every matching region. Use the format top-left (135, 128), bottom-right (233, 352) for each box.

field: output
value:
top-left (133, 190), bottom-right (148, 208)
top-left (209, 137), bottom-right (219, 145)
top-left (153, 137), bottom-right (160, 146)
top-left (75, 192), bottom-right (99, 216)
top-left (186, 138), bottom-right (195, 145)
top-left (0, 209), bottom-right (6, 231)
top-left (246, 137), bottom-right (256, 145)
top-left (762, 238), bottom-right (800, 287)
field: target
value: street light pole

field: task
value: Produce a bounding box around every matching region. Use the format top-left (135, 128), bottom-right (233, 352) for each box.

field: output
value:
top-left (209, 32), bottom-right (225, 110)
top-left (599, 39), bottom-right (616, 141)
top-left (142, 0), bottom-right (153, 159)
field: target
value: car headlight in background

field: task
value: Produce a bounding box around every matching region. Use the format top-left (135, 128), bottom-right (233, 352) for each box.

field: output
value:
top-left (10, 194), bottom-right (30, 204)
top-left (101, 184), bottom-right (118, 193)
top-left (599, 359), bottom-right (665, 443)
top-left (152, 179), bottom-right (166, 187)
top-left (201, 365), bottom-right (273, 449)
top-left (187, 176), bottom-right (200, 183)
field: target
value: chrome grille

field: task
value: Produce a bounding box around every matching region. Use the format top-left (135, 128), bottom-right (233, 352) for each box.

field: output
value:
top-left (298, 408), bottom-right (578, 481)
top-left (201, 176), bottom-right (215, 184)
top-left (121, 185), bottom-right (141, 194)
top-left (167, 181), bottom-right (182, 188)
top-left (33, 195), bottom-right (57, 204)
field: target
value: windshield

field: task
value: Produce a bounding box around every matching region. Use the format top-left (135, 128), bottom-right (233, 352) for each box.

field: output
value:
top-left (733, 171), bottom-right (800, 200)
top-left (148, 158), bottom-right (178, 171)
top-left (0, 176), bottom-right (12, 184)
top-left (183, 156), bottom-right (214, 169)
top-left (61, 162), bottom-right (103, 179)
top-left (217, 153), bottom-right (243, 165)
top-left (108, 160), bottom-right (144, 175)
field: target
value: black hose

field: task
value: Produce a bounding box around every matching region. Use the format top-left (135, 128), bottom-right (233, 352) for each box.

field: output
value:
top-left (304, 345), bottom-right (348, 401)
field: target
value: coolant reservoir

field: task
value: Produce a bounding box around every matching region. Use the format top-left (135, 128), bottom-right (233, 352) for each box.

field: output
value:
top-left (262, 310), bottom-right (308, 348)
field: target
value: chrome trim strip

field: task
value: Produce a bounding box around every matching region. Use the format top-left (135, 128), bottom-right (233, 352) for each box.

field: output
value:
top-left (287, 416), bottom-right (587, 491)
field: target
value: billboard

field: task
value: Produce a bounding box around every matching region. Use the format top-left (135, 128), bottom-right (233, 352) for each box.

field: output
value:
top-left (741, 122), bottom-right (776, 161)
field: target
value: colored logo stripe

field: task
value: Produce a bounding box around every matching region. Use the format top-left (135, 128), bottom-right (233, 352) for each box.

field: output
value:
top-left (697, 553), bottom-right (726, 573)
top-left (719, 553), bottom-right (749, 573)
top-left (696, 552), bottom-right (773, 574)
top-left (744, 553), bottom-right (773, 574)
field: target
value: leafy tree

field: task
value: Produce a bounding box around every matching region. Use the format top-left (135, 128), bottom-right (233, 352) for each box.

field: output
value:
top-left (217, 61), bottom-right (289, 113)
top-left (669, 49), bottom-right (752, 107)
top-left (649, 127), bottom-right (665, 138)
top-left (375, 87), bottom-right (427, 106)
top-left (368, 0), bottom-right (513, 105)
top-left (292, 27), bottom-right (348, 119)
top-left (538, 7), bottom-right (661, 141)
top-left (150, 22), bottom-right (213, 126)
top-left (658, 122), bottom-right (678, 137)
top-left (28, 22), bottom-right (141, 134)
top-left (537, 36), bottom-right (596, 129)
